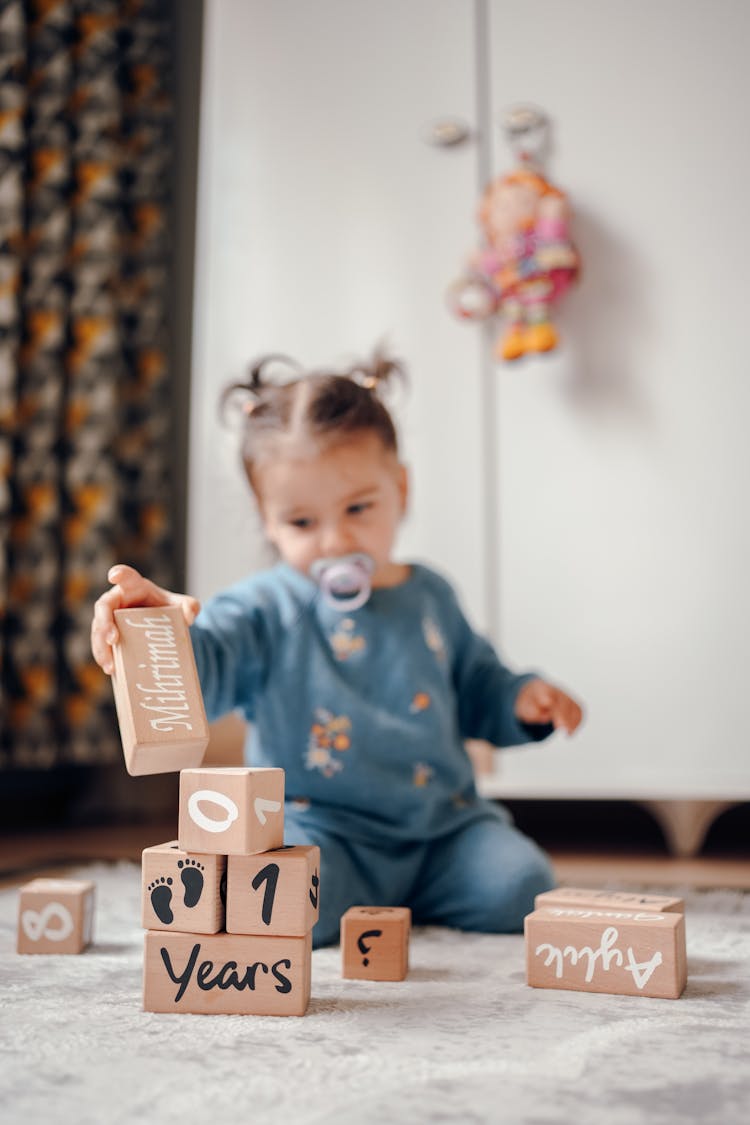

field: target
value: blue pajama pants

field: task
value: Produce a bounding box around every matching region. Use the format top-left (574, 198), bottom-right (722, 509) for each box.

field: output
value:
top-left (284, 803), bottom-right (555, 949)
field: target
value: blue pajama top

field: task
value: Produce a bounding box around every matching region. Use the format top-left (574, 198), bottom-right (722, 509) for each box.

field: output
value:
top-left (190, 562), bottom-right (552, 845)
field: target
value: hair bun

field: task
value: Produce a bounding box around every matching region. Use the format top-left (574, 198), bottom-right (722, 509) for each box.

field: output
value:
top-left (348, 345), bottom-right (406, 392)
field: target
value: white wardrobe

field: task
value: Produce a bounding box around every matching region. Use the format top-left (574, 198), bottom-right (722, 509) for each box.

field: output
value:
top-left (187, 0), bottom-right (750, 854)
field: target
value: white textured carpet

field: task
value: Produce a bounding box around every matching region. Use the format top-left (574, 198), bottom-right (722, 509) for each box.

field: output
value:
top-left (1, 863), bottom-right (749, 1125)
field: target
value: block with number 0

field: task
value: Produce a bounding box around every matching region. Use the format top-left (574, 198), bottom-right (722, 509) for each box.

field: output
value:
top-left (178, 767), bottom-right (285, 856)
top-left (226, 845), bottom-right (320, 937)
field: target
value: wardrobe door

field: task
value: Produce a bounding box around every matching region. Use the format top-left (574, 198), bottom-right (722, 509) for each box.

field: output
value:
top-left (188, 0), bottom-right (490, 627)
top-left (487, 0), bottom-right (750, 799)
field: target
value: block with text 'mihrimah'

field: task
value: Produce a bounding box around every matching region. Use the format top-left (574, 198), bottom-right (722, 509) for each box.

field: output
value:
top-left (143, 930), bottom-right (311, 1015)
top-left (17, 878), bottom-right (95, 955)
top-left (535, 887), bottom-right (685, 915)
top-left (525, 906), bottom-right (687, 999)
top-left (226, 845), bottom-right (320, 937)
top-left (178, 767), bottom-right (285, 856)
top-left (112, 606), bottom-right (209, 775)
top-left (341, 906), bottom-right (411, 981)
top-left (142, 841), bottom-right (226, 934)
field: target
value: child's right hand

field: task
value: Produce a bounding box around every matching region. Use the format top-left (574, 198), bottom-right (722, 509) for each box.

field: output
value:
top-left (91, 563), bottom-right (201, 676)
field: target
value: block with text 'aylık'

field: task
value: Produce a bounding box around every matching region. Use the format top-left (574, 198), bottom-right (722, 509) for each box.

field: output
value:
top-left (227, 845), bottom-right (320, 937)
top-left (112, 606), bottom-right (209, 775)
top-left (535, 887), bottom-right (685, 915)
top-left (178, 767), bottom-right (285, 856)
top-left (525, 906), bottom-right (687, 999)
top-left (143, 930), bottom-right (311, 1015)
top-left (142, 841), bottom-right (226, 934)
top-left (17, 879), bottom-right (95, 955)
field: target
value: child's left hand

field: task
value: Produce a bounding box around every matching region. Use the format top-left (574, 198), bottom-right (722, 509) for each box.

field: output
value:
top-left (515, 679), bottom-right (583, 735)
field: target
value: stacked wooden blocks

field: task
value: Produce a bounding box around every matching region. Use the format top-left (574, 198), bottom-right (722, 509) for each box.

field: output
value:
top-left (143, 767), bottom-right (319, 1015)
top-left (111, 607), bottom-right (318, 1015)
top-left (525, 886), bottom-right (687, 999)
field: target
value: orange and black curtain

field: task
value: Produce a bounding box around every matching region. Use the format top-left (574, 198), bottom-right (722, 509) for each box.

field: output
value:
top-left (0, 0), bottom-right (176, 768)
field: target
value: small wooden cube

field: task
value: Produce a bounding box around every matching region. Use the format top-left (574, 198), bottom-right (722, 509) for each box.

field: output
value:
top-left (535, 886), bottom-right (685, 914)
top-left (341, 906), bottom-right (411, 981)
top-left (142, 840), bottom-right (226, 934)
top-left (143, 930), bottom-right (311, 1015)
top-left (178, 767), bottom-right (285, 856)
top-left (525, 906), bottom-right (687, 999)
top-left (112, 606), bottom-right (209, 776)
top-left (17, 878), bottom-right (95, 955)
top-left (227, 845), bottom-right (320, 937)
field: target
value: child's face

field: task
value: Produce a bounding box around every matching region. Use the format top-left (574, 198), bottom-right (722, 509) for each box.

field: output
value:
top-left (256, 432), bottom-right (409, 587)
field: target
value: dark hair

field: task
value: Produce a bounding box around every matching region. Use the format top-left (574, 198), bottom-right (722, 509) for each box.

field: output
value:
top-left (221, 347), bottom-right (405, 492)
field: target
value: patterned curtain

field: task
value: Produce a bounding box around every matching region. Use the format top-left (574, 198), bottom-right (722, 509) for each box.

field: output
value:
top-left (0, 0), bottom-right (176, 769)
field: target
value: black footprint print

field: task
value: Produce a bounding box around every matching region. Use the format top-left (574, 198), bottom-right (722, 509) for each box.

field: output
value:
top-left (178, 859), bottom-right (204, 908)
top-left (148, 877), bottom-right (174, 924)
top-left (309, 870), bottom-right (319, 909)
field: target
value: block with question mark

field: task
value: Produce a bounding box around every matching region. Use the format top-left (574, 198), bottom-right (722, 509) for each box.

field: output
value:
top-left (341, 906), bottom-right (411, 980)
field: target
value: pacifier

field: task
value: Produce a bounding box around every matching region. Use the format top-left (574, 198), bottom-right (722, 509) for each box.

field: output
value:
top-left (309, 553), bottom-right (375, 612)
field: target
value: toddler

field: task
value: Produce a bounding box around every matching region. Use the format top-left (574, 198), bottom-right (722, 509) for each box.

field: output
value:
top-left (92, 350), bottom-right (583, 947)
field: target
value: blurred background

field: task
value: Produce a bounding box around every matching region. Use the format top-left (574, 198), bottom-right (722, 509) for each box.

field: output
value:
top-left (1, 0), bottom-right (748, 874)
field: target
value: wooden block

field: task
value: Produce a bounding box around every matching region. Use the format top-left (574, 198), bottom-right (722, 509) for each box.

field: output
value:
top-left (142, 840), bottom-right (226, 934)
top-left (341, 906), bottom-right (411, 981)
top-left (227, 845), bottom-right (320, 937)
top-left (178, 767), bottom-right (285, 856)
top-left (535, 886), bottom-right (685, 914)
top-left (17, 879), bottom-right (95, 955)
top-left (112, 606), bottom-right (209, 776)
top-left (143, 930), bottom-right (311, 1015)
top-left (525, 906), bottom-right (687, 999)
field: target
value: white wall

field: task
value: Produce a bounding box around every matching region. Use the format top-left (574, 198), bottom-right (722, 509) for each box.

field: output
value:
top-left (189, 0), bottom-right (750, 800)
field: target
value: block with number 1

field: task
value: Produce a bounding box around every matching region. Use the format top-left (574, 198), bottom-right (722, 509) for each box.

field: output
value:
top-left (226, 845), bottom-right (320, 936)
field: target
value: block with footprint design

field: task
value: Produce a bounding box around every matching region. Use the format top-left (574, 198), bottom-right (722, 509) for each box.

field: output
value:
top-left (142, 841), bottom-right (226, 934)
top-left (178, 767), bottom-right (285, 856)
top-left (226, 845), bottom-right (320, 937)
top-left (17, 878), bottom-right (95, 955)
top-left (341, 906), bottom-right (411, 980)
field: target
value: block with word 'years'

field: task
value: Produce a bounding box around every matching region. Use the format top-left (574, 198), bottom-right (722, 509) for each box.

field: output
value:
top-left (112, 606), bottom-right (209, 775)
top-left (143, 930), bottom-right (312, 1015)
top-left (178, 767), bottom-right (285, 856)
top-left (525, 906), bottom-right (687, 999)
top-left (227, 845), bottom-right (320, 937)
top-left (142, 841), bottom-right (226, 934)
top-left (535, 887), bottom-right (685, 915)
top-left (341, 906), bottom-right (411, 981)
top-left (17, 879), bottom-right (95, 955)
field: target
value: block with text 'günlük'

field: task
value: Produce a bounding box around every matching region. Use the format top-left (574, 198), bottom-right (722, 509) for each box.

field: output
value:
top-left (111, 606), bottom-right (209, 775)
top-left (525, 906), bottom-right (687, 999)
top-left (535, 886), bottom-right (685, 915)
top-left (17, 879), bottom-right (95, 955)
top-left (143, 766), bottom-right (319, 1015)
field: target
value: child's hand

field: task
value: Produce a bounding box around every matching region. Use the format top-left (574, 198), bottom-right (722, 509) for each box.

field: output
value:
top-left (91, 564), bottom-right (201, 676)
top-left (515, 678), bottom-right (583, 735)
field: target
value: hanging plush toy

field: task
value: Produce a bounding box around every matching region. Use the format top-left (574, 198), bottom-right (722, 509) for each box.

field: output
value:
top-left (449, 106), bottom-right (580, 362)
